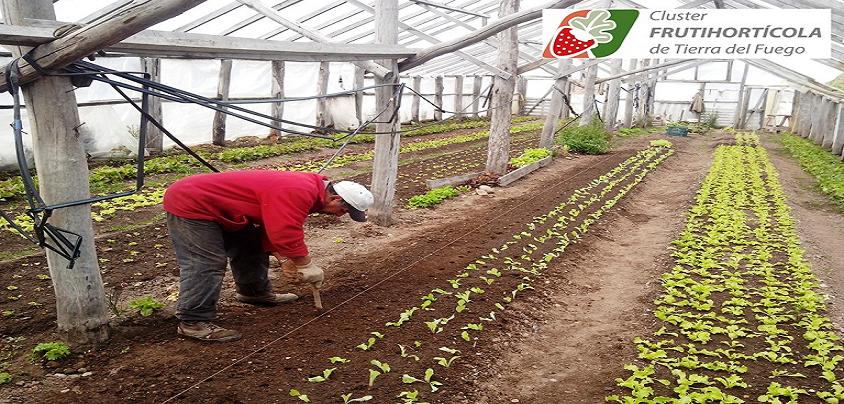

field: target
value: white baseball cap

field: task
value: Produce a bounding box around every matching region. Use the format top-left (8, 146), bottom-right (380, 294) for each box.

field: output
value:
top-left (332, 181), bottom-right (374, 222)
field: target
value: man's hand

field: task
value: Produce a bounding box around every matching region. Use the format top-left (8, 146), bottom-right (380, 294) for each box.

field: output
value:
top-left (282, 259), bottom-right (324, 289)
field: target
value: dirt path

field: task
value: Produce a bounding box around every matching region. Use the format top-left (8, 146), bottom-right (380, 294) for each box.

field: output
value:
top-left (465, 135), bottom-right (715, 403)
top-left (760, 134), bottom-right (844, 334)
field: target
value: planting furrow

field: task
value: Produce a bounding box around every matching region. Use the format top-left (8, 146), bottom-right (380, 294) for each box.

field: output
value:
top-left (275, 143), bottom-right (674, 402)
top-left (608, 133), bottom-right (844, 403)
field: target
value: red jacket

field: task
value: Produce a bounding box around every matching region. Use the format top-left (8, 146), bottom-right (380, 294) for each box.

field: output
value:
top-left (163, 171), bottom-right (326, 257)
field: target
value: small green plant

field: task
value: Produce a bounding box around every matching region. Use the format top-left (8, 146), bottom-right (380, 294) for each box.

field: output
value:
top-left (509, 148), bottom-right (551, 168)
top-left (289, 389), bottom-right (310, 402)
top-left (128, 296), bottom-right (165, 317)
top-left (341, 393), bottom-right (373, 403)
top-left (406, 186), bottom-right (466, 209)
top-left (557, 122), bottom-right (610, 155)
top-left (649, 139), bottom-right (672, 148)
top-left (307, 367), bottom-right (336, 383)
top-left (0, 372), bottom-right (11, 385)
top-left (32, 342), bottom-right (71, 361)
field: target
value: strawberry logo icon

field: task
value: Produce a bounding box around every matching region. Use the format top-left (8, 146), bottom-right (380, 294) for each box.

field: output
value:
top-left (551, 27), bottom-right (597, 57)
top-left (544, 9), bottom-right (617, 59)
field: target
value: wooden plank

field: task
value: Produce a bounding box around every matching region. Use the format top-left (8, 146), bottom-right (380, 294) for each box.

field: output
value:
top-left (235, 0), bottom-right (392, 79)
top-left (398, 0), bottom-right (579, 72)
top-left (426, 171), bottom-right (484, 189)
top-left (603, 59), bottom-right (623, 130)
top-left (316, 61), bottom-right (330, 128)
top-left (369, 0), bottom-right (401, 225)
top-left (0, 20), bottom-right (418, 63)
top-left (471, 75), bottom-right (482, 118)
top-left (411, 75), bottom-right (422, 122)
top-left (1, 0), bottom-right (109, 343)
top-left (541, 59), bottom-right (569, 148)
top-left (212, 59), bottom-right (233, 146)
top-left (454, 75), bottom-right (464, 120)
top-left (270, 60), bottom-right (285, 138)
top-left (141, 57), bottom-right (163, 153)
top-left (354, 66), bottom-right (365, 125)
top-left (499, 156), bottom-right (552, 186)
top-left (434, 76), bottom-right (444, 121)
top-left (485, 0), bottom-right (519, 175)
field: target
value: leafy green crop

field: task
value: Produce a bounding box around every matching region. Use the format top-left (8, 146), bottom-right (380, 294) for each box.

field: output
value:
top-left (406, 186), bottom-right (467, 209)
top-left (609, 137), bottom-right (844, 402)
top-left (649, 139), bottom-right (672, 148)
top-left (128, 296), bottom-right (165, 317)
top-left (0, 372), bottom-right (11, 384)
top-left (509, 148), bottom-right (551, 168)
top-left (557, 121), bottom-right (610, 155)
top-left (780, 132), bottom-right (844, 210)
top-left (32, 342), bottom-right (71, 361)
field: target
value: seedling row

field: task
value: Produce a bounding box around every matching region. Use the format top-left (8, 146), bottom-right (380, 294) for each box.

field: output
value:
top-left (609, 133), bottom-right (844, 403)
top-left (275, 143), bottom-right (674, 402)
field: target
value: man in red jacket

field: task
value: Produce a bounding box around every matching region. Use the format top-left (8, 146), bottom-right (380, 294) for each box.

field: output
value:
top-left (163, 170), bottom-right (373, 342)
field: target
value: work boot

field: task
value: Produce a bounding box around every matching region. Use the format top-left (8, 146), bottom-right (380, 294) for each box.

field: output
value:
top-left (177, 321), bottom-right (241, 342)
top-left (235, 292), bottom-right (298, 306)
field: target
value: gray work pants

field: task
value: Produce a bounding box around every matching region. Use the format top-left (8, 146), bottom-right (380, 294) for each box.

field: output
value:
top-left (166, 213), bottom-right (271, 321)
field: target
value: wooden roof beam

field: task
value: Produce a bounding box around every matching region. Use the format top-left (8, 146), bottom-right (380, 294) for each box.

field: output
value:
top-left (0, 0), bottom-right (210, 92)
top-left (398, 0), bottom-right (584, 72)
top-left (0, 21), bottom-right (417, 61)
top-left (234, 0), bottom-right (392, 78)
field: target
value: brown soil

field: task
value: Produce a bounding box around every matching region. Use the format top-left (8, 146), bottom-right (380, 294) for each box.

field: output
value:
top-left (464, 134), bottom-right (715, 403)
top-left (759, 134), bottom-right (844, 334)
top-left (0, 131), bottom-right (666, 403)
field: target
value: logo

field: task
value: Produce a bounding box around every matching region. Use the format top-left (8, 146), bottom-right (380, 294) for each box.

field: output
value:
top-left (543, 9), bottom-right (639, 58)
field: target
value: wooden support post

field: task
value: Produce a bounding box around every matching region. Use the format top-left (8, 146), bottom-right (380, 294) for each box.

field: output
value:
top-left (798, 92), bottom-right (812, 138)
top-left (733, 62), bottom-right (749, 128)
top-left (809, 95), bottom-right (824, 144)
top-left (622, 59), bottom-right (637, 128)
top-left (140, 57), bottom-right (163, 153)
top-left (212, 59), bottom-right (233, 146)
top-left (369, 0), bottom-right (400, 225)
top-left (580, 62), bottom-right (599, 126)
top-left (485, 0), bottom-right (519, 175)
top-left (832, 103), bottom-right (844, 157)
top-left (354, 66), bottom-right (365, 126)
top-left (635, 59), bottom-right (650, 128)
top-left (517, 75), bottom-right (528, 115)
top-left (434, 75), bottom-right (444, 121)
top-left (270, 60), bottom-right (285, 139)
top-left (454, 75), bottom-right (464, 121)
top-left (316, 61), bottom-right (330, 128)
top-left (540, 59), bottom-right (569, 149)
top-left (1, 0), bottom-right (109, 344)
top-left (789, 89), bottom-right (799, 133)
top-left (603, 59), bottom-right (623, 130)
top-left (561, 79), bottom-right (572, 119)
top-left (822, 98), bottom-right (836, 149)
top-left (471, 75), bottom-right (482, 118)
top-left (411, 75), bottom-right (421, 123)
top-left (646, 58), bottom-right (659, 121)
top-left (737, 88), bottom-right (752, 130)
